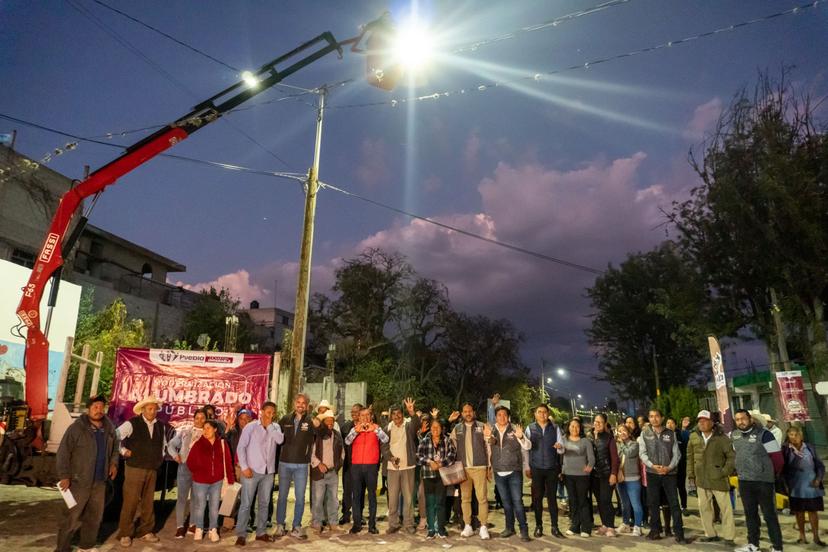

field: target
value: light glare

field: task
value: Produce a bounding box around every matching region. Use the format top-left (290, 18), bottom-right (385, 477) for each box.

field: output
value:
top-left (392, 20), bottom-right (433, 71)
top-left (241, 71), bottom-right (259, 88)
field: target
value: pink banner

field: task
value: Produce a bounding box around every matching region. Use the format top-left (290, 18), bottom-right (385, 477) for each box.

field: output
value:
top-left (776, 370), bottom-right (811, 422)
top-left (108, 348), bottom-right (270, 428)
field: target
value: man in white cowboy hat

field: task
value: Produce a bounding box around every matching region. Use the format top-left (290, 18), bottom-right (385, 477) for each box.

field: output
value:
top-left (310, 410), bottom-right (345, 534)
top-left (765, 414), bottom-right (784, 445)
top-left (115, 395), bottom-right (167, 547)
top-left (316, 399), bottom-right (340, 433)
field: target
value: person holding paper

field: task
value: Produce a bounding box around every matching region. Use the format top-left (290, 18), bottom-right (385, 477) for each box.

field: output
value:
top-left (186, 419), bottom-right (235, 542)
top-left (55, 395), bottom-right (119, 552)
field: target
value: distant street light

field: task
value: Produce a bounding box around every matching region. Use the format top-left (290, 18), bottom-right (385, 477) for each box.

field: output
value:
top-left (546, 377), bottom-right (553, 384)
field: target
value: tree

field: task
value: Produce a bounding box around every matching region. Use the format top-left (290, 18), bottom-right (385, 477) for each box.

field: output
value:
top-left (66, 290), bottom-right (146, 399)
top-left (586, 243), bottom-right (716, 404)
top-left (181, 287), bottom-right (254, 351)
top-left (671, 71), bottom-right (828, 422)
top-left (653, 385), bottom-right (700, 425)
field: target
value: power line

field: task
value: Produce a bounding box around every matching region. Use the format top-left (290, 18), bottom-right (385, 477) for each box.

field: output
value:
top-left (330, 1), bottom-right (824, 110)
top-left (67, 0), bottom-right (293, 168)
top-left (319, 180), bottom-right (604, 275)
top-left (452, 0), bottom-right (633, 54)
top-left (0, 112), bottom-right (604, 276)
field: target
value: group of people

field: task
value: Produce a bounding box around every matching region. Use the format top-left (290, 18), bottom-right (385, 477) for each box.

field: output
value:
top-left (54, 392), bottom-right (825, 552)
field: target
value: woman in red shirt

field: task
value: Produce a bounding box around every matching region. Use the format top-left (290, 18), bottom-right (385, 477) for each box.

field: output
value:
top-left (186, 420), bottom-right (235, 542)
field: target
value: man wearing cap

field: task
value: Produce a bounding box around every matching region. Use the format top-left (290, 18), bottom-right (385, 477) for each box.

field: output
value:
top-left (116, 396), bottom-right (168, 547)
top-left (310, 410), bottom-right (345, 534)
top-left (55, 395), bottom-right (119, 552)
top-left (686, 410), bottom-right (736, 546)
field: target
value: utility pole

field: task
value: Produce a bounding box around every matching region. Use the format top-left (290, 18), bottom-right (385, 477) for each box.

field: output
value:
top-left (769, 287), bottom-right (792, 429)
top-left (652, 347), bottom-right (661, 398)
top-left (288, 87), bottom-right (326, 406)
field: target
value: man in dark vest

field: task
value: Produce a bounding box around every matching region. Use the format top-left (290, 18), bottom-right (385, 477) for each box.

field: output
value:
top-left (488, 405), bottom-right (532, 542)
top-left (116, 395), bottom-right (167, 547)
top-left (56, 395), bottom-right (119, 552)
top-left (524, 403), bottom-right (565, 538)
top-left (310, 410), bottom-right (345, 534)
top-left (451, 402), bottom-right (491, 540)
top-left (274, 393), bottom-right (316, 539)
top-left (732, 408), bottom-right (784, 552)
top-left (345, 407), bottom-right (389, 534)
top-left (637, 408), bottom-right (686, 544)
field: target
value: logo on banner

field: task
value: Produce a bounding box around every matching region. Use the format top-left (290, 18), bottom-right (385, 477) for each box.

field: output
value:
top-left (149, 348), bottom-right (243, 368)
top-left (39, 233), bottom-right (60, 263)
top-left (712, 351), bottom-right (726, 388)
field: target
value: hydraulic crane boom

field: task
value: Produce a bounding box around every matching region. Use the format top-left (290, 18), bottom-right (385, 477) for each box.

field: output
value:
top-left (15, 32), bottom-right (345, 419)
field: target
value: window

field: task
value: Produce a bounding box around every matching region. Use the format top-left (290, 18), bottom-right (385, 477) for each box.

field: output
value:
top-left (141, 262), bottom-right (152, 280)
top-left (281, 316), bottom-right (290, 325)
top-left (10, 248), bottom-right (35, 269)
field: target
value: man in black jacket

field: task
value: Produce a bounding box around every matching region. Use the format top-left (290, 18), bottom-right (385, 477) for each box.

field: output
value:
top-left (339, 403), bottom-right (363, 525)
top-left (274, 393), bottom-right (316, 539)
top-left (55, 395), bottom-right (119, 552)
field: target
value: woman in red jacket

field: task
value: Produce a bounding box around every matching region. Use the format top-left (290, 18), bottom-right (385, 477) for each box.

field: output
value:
top-left (186, 419), bottom-right (235, 542)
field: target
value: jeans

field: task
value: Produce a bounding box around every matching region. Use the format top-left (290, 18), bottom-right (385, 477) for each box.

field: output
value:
top-left (351, 463), bottom-right (379, 529)
top-left (646, 473), bottom-right (684, 538)
top-left (191, 480), bottom-right (222, 530)
top-left (175, 462), bottom-right (193, 528)
top-left (740, 480), bottom-right (783, 549)
top-left (276, 462), bottom-right (309, 529)
top-left (591, 473), bottom-right (615, 528)
top-left (495, 471), bottom-right (528, 532)
top-left (311, 471), bottom-right (340, 526)
top-left (530, 468), bottom-right (560, 529)
top-left (236, 471), bottom-right (274, 537)
top-left (564, 474), bottom-right (592, 533)
top-left (423, 476), bottom-right (446, 534)
top-left (618, 480), bottom-right (644, 527)
top-left (56, 480), bottom-right (106, 552)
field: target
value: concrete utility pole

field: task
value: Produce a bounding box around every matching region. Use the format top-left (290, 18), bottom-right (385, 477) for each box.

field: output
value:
top-left (288, 87), bottom-right (326, 406)
top-left (652, 347), bottom-right (661, 398)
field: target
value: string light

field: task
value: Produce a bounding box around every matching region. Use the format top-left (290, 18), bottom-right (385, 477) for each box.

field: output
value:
top-left (330, 0), bottom-right (824, 110)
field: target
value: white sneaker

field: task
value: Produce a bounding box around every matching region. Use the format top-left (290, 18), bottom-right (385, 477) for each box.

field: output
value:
top-left (118, 537), bottom-right (131, 548)
top-left (208, 528), bottom-right (220, 542)
top-left (140, 533), bottom-right (160, 543)
top-left (461, 524), bottom-right (474, 537)
top-left (580, 532), bottom-right (590, 538)
top-left (193, 528), bottom-right (203, 541)
top-left (734, 544), bottom-right (759, 552)
top-left (565, 529), bottom-right (576, 536)
top-left (633, 526), bottom-right (642, 537)
top-left (479, 526), bottom-right (490, 540)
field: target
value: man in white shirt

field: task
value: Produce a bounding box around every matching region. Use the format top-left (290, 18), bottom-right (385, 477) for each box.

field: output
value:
top-left (383, 398), bottom-right (418, 534)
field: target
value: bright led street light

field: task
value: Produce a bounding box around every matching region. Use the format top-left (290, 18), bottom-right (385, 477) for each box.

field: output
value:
top-left (391, 19), bottom-right (433, 72)
top-left (241, 71), bottom-right (260, 88)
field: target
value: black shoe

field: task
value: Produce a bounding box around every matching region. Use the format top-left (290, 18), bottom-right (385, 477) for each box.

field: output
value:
top-left (368, 526), bottom-right (379, 534)
top-left (698, 536), bottom-right (721, 543)
top-left (534, 526), bottom-right (543, 538)
top-left (339, 516), bottom-right (351, 525)
top-left (234, 537), bottom-right (246, 547)
top-left (500, 529), bottom-right (516, 538)
top-left (552, 527), bottom-right (565, 538)
top-left (647, 531), bottom-right (662, 540)
top-left (665, 530), bottom-right (673, 537)
top-left (349, 526), bottom-right (362, 534)
top-left (520, 531), bottom-right (531, 542)
top-left (682, 508), bottom-right (690, 516)
top-left (426, 531), bottom-right (436, 539)
top-left (676, 536), bottom-right (688, 544)
top-left (723, 540), bottom-right (736, 547)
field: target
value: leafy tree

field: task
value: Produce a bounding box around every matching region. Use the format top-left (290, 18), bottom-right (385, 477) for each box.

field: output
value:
top-left (181, 287), bottom-right (254, 351)
top-left (586, 243), bottom-right (715, 404)
top-left (66, 290), bottom-right (146, 400)
top-left (653, 385), bottom-right (700, 425)
top-left (671, 71), bottom-right (828, 421)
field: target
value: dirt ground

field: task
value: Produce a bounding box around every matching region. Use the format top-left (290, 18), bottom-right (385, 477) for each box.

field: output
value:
top-left (0, 482), bottom-right (823, 551)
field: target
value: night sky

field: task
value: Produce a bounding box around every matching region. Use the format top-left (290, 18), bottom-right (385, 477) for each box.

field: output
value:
top-left (3, 1), bottom-right (827, 405)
